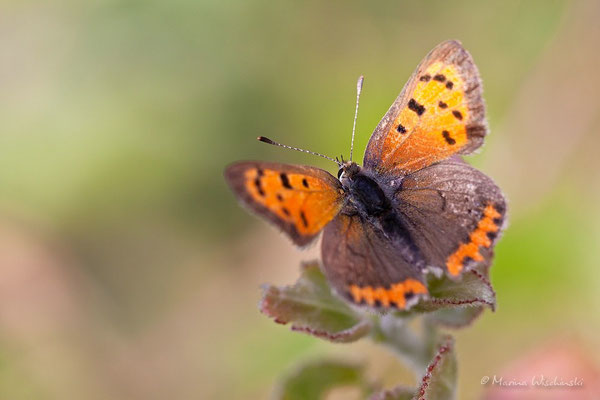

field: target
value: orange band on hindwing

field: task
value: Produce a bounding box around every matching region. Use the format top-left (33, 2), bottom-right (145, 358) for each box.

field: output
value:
top-left (446, 204), bottom-right (503, 276)
top-left (349, 279), bottom-right (428, 309)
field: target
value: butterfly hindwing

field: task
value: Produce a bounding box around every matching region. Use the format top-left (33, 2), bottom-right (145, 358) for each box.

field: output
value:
top-left (395, 157), bottom-right (507, 277)
top-left (321, 213), bottom-right (428, 310)
top-left (224, 161), bottom-right (345, 246)
top-left (364, 40), bottom-right (486, 175)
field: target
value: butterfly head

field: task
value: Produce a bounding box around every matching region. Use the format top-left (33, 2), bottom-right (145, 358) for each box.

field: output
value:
top-left (337, 161), bottom-right (361, 185)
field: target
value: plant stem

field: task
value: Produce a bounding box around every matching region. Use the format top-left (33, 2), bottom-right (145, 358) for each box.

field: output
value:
top-left (370, 314), bottom-right (440, 376)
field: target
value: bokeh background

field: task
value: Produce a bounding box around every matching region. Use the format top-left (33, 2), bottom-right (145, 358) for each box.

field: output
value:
top-left (1, 0), bottom-right (599, 399)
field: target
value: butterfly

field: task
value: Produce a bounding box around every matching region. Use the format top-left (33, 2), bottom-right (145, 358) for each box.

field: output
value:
top-left (225, 40), bottom-right (506, 310)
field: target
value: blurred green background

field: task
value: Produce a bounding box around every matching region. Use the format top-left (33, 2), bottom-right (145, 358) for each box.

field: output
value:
top-left (1, 0), bottom-right (599, 399)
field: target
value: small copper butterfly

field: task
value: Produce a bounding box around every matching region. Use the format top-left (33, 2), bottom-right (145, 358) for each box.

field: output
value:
top-left (225, 40), bottom-right (506, 310)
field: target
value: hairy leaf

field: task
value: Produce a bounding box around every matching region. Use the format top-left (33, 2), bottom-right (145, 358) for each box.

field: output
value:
top-left (260, 261), bottom-right (371, 343)
top-left (411, 268), bottom-right (496, 314)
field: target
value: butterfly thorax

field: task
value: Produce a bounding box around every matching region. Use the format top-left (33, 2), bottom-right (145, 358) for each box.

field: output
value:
top-left (339, 162), bottom-right (391, 217)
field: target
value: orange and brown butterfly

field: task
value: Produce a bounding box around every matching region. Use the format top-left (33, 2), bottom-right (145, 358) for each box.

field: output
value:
top-left (224, 40), bottom-right (506, 310)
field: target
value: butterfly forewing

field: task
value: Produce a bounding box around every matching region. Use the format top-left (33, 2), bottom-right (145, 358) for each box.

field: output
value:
top-left (224, 161), bottom-right (345, 246)
top-left (364, 40), bottom-right (486, 175)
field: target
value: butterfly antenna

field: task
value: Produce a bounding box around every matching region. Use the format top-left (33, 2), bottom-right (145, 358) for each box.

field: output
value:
top-left (257, 136), bottom-right (342, 167)
top-left (349, 75), bottom-right (364, 162)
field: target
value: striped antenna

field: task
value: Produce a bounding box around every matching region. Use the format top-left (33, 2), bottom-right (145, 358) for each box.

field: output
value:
top-left (257, 136), bottom-right (341, 167)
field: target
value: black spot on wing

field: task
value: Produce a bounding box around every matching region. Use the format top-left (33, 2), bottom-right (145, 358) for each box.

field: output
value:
top-left (353, 297), bottom-right (366, 306)
top-left (419, 74), bottom-right (431, 82)
top-left (302, 178), bottom-right (309, 188)
top-left (438, 101), bottom-right (448, 109)
top-left (442, 130), bottom-right (456, 145)
top-left (396, 124), bottom-right (407, 134)
top-left (281, 207), bottom-right (291, 216)
top-left (495, 202), bottom-right (507, 216)
top-left (300, 210), bottom-right (308, 227)
top-left (446, 81), bottom-right (454, 90)
top-left (408, 99), bottom-right (425, 116)
top-left (280, 173), bottom-right (292, 189)
top-left (276, 193), bottom-right (283, 202)
top-left (254, 178), bottom-right (265, 197)
top-left (452, 110), bottom-right (463, 120)
top-left (433, 74), bottom-right (446, 82)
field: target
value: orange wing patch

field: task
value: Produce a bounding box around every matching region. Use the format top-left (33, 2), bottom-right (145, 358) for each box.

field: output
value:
top-left (364, 40), bottom-right (486, 175)
top-left (446, 204), bottom-right (502, 276)
top-left (243, 168), bottom-right (343, 237)
top-left (349, 279), bottom-right (428, 309)
top-left (382, 63), bottom-right (469, 171)
top-left (225, 162), bottom-right (345, 245)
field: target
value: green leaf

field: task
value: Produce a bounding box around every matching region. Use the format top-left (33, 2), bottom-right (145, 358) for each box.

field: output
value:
top-left (275, 360), bottom-right (371, 400)
top-left (415, 336), bottom-right (457, 400)
top-left (260, 261), bottom-right (371, 343)
top-left (410, 268), bottom-right (496, 314)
